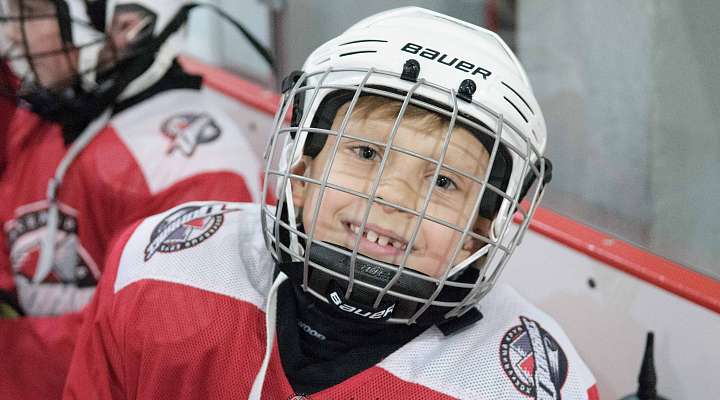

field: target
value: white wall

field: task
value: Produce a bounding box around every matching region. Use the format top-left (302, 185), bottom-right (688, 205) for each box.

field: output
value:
top-left (185, 0), bottom-right (273, 85)
top-left (500, 229), bottom-right (720, 399)
top-left (517, 0), bottom-right (720, 281)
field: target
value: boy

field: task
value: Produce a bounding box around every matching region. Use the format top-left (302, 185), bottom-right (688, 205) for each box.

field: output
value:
top-left (65, 7), bottom-right (598, 400)
top-left (0, 0), bottom-right (265, 398)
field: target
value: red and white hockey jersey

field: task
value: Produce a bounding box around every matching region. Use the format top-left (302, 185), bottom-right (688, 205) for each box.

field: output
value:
top-left (0, 86), bottom-right (262, 315)
top-left (0, 85), bottom-right (262, 400)
top-left (1, 62), bottom-right (17, 177)
top-left (0, 95), bottom-right (14, 176)
top-left (64, 201), bottom-right (598, 400)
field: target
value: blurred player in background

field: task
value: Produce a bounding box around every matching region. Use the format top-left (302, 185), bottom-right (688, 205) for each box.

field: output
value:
top-left (0, 60), bottom-right (16, 176)
top-left (0, 60), bottom-right (18, 316)
top-left (0, 0), bottom-right (271, 398)
top-left (65, 7), bottom-right (597, 400)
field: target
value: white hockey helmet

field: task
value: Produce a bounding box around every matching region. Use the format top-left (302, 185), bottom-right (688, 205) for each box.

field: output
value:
top-left (262, 7), bottom-right (552, 326)
top-left (0, 0), bottom-right (188, 130)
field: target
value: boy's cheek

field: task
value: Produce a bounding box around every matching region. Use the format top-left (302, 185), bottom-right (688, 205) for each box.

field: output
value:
top-left (328, 171), bottom-right (373, 196)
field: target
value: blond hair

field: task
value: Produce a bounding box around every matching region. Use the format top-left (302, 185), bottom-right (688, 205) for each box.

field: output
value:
top-left (335, 95), bottom-right (451, 135)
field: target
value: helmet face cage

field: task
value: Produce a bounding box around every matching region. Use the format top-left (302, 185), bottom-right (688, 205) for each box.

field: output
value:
top-left (262, 67), bottom-right (549, 325)
top-left (0, 0), bottom-right (113, 97)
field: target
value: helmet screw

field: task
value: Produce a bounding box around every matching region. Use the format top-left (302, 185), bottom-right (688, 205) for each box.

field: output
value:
top-left (457, 79), bottom-right (477, 102)
top-left (400, 59), bottom-right (421, 82)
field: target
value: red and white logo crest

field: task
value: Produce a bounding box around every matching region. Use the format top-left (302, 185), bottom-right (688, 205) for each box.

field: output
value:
top-left (161, 113), bottom-right (221, 156)
top-left (500, 316), bottom-right (569, 399)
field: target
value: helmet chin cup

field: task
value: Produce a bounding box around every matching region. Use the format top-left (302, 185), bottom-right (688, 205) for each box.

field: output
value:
top-left (285, 242), bottom-right (481, 326)
top-left (307, 243), bottom-right (437, 303)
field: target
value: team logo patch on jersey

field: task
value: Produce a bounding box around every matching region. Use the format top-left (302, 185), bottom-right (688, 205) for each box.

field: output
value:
top-left (500, 316), bottom-right (569, 399)
top-left (4, 201), bottom-right (99, 286)
top-left (144, 204), bottom-right (233, 261)
top-left (161, 113), bottom-right (221, 156)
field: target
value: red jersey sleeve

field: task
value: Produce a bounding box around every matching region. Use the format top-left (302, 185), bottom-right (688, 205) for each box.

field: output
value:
top-left (0, 312), bottom-right (84, 398)
top-left (0, 226), bottom-right (13, 293)
top-left (1, 63), bottom-right (17, 173)
top-left (63, 221), bottom-right (140, 399)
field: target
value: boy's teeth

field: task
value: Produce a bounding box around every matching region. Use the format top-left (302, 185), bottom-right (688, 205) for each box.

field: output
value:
top-left (353, 225), bottom-right (407, 249)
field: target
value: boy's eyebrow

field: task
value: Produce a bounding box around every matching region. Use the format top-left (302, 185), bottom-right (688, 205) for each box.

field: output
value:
top-left (439, 143), bottom-right (488, 175)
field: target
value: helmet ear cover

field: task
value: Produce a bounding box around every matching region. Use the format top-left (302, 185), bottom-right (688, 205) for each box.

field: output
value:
top-left (291, 86), bottom-right (513, 219)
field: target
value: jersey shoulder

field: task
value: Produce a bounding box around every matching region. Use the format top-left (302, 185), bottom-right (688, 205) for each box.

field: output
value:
top-left (100, 88), bottom-right (262, 195)
top-left (112, 201), bottom-right (274, 309)
top-left (379, 284), bottom-right (597, 400)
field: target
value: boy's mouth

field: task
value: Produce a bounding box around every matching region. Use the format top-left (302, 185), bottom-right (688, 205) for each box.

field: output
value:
top-left (343, 220), bottom-right (413, 258)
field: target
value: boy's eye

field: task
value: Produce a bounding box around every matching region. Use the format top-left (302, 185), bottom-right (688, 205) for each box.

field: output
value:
top-left (353, 146), bottom-right (378, 160)
top-left (435, 175), bottom-right (457, 190)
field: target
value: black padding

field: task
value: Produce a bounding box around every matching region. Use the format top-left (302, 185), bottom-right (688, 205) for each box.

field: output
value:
top-left (278, 245), bottom-right (485, 327)
top-left (437, 307), bottom-right (483, 336)
top-left (519, 157), bottom-right (553, 201)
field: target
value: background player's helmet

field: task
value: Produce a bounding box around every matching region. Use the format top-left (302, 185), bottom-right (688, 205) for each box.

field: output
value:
top-left (262, 7), bottom-right (552, 325)
top-left (0, 0), bottom-right (189, 134)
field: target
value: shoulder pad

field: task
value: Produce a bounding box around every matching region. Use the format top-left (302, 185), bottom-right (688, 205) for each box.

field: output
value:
top-left (108, 89), bottom-right (262, 197)
top-left (379, 285), bottom-right (596, 399)
top-left (113, 201), bottom-right (274, 309)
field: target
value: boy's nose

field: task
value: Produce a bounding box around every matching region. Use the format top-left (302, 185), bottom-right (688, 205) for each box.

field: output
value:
top-left (374, 175), bottom-right (421, 214)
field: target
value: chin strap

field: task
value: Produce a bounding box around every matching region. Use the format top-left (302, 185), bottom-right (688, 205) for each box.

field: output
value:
top-left (248, 272), bottom-right (288, 400)
top-left (33, 109), bottom-right (112, 284)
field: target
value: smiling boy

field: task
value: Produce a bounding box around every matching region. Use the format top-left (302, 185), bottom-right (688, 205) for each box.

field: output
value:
top-left (64, 7), bottom-right (597, 400)
top-left (292, 95), bottom-right (492, 279)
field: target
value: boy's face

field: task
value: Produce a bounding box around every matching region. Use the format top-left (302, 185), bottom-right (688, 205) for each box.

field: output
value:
top-left (1, 0), bottom-right (79, 89)
top-left (292, 101), bottom-right (492, 279)
top-left (1, 0), bottom-right (148, 90)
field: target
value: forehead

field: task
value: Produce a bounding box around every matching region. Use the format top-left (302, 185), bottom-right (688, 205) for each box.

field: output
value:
top-left (3, 0), bottom-right (54, 10)
top-left (1, 0), bottom-right (56, 19)
top-left (331, 98), bottom-right (490, 174)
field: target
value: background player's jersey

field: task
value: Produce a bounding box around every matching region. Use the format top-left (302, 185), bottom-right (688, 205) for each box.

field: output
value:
top-left (0, 95), bottom-right (14, 176)
top-left (0, 85), bottom-right (262, 400)
top-left (0, 87), bottom-right (261, 316)
top-left (64, 202), bottom-right (598, 400)
top-left (0, 62), bottom-right (17, 176)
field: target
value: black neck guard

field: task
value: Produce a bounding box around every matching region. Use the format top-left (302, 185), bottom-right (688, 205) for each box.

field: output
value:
top-left (275, 276), bottom-right (425, 395)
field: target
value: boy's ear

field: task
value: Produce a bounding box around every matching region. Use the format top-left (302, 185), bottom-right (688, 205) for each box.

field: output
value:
top-left (290, 158), bottom-right (310, 208)
top-left (462, 215), bottom-right (493, 251)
